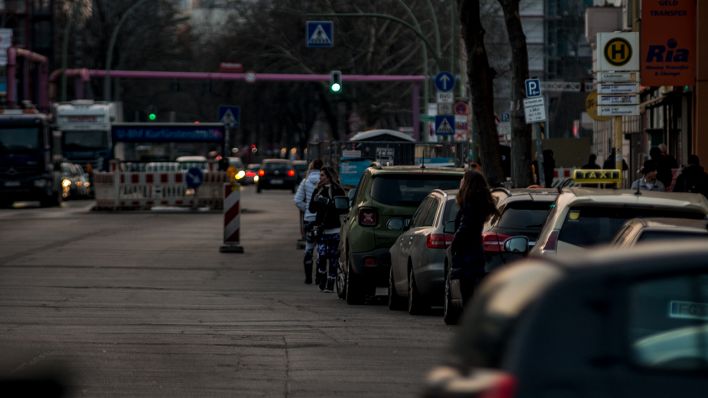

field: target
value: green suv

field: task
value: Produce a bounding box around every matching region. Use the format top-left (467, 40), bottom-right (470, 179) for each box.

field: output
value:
top-left (336, 165), bottom-right (464, 304)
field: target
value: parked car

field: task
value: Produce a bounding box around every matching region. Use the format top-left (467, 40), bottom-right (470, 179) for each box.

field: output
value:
top-left (336, 165), bottom-right (465, 304)
top-left (612, 217), bottom-right (708, 247)
top-left (530, 188), bottom-right (708, 257)
top-left (425, 241), bottom-right (708, 398)
top-left (293, 160), bottom-right (308, 184)
top-left (443, 187), bottom-right (558, 325)
top-left (256, 159), bottom-right (297, 193)
top-left (239, 163), bottom-right (260, 185)
top-left (60, 162), bottom-right (90, 199)
top-left (388, 189), bottom-right (458, 314)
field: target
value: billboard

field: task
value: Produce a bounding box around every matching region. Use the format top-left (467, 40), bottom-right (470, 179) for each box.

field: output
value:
top-left (641, 0), bottom-right (696, 86)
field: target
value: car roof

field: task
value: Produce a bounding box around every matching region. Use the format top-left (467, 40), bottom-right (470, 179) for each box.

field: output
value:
top-left (623, 217), bottom-right (708, 232)
top-left (262, 158), bottom-right (292, 163)
top-left (559, 188), bottom-right (708, 210)
top-left (368, 165), bottom-right (465, 175)
top-left (431, 189), bottom-right (459, 200)
top-left (542, 240), bottom-right (708, 273)
top-left (176, 155), bottom-right (207, 162)
top-left (292, 160), bottom-right (307, 165)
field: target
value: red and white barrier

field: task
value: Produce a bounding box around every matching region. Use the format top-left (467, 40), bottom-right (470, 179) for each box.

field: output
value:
top-left (219, 183), bottom-right (244, 253)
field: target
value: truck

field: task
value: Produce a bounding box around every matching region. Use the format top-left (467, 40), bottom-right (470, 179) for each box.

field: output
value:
top-left (0, 108), bottom-right (62, 207)
top-left (54, 100), bottom-right (123, 173)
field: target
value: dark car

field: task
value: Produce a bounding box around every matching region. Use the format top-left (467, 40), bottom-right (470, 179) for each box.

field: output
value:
top-left (425, 241), bottom-right (708, 398)
top-left (256, 159), bottom-right (297, 193)
top-left (60, 162), bottom-right (91, 199)
top-left (443, 188), bottom-right (558, 325)
top-left (336, 165), bottom-right (465, 305)
top-left (293, 160), bottom-right (308, 184)
top-left (388, 189), bottom-right (458, 314)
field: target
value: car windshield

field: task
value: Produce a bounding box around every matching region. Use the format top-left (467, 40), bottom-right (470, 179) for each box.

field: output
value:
top-left (371, 175), bottom-right (462, 206)
top-left (637, 230), bottom-right (708, 243)
top-left (263, 162), bottom-right (290, 170)
top-left (559, 206), bottom-right (707, 248)
top-left (62, 130), bottom-right (109, 150)
top-left (498, 201), bottom-right (553, 229)
top-left (0, 127), bottom-right (41, 152)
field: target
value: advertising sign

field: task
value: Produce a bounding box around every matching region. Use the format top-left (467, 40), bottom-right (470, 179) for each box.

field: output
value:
top-left (641, 0), bottom-right (696, 86)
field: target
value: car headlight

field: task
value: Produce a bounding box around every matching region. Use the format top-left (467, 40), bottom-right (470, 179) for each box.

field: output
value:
top-left (253, 175), bottom-right (259, 183)
top-left (236, 170), bottom-right (246, 180)
top-left (62, 178), bottom-right (72, 188)
top-left (34, 179), bottom-right (48, 187)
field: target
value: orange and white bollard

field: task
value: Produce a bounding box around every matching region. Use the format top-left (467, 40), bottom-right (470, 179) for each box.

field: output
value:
top-left (219, 183), bottom-right (244, 253)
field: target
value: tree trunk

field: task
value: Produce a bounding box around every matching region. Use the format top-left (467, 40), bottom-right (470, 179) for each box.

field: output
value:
top-left (458, 0), bottom-right (503, 186)
top-left (498, 0), bottom-right (533, 187)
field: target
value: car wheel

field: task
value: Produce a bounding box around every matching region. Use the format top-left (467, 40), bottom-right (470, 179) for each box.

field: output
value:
top-left (387, 267), bottom-right (406, 311)
top-left (291, 185), bottom-right (296, 194)
top-left (443, 268), bottom-right (460, 325)
top-left (0, 199), bottom-right (13, 208)
top-left (408, 267), bottom-right (428, 315)
top-left (345, 258), bottom-right (365, 305)
top-left (40, 190), bottom-right (62, 207)
top-left (256, 185), bottom-right (262, 193)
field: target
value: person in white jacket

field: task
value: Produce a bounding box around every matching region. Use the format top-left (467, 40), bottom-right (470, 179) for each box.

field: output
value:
top-left (293, 159), bottom-right (322, 284)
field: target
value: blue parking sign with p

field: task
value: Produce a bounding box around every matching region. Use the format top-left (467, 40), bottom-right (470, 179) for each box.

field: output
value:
top-left (525, 79), bottom-right (541, 98)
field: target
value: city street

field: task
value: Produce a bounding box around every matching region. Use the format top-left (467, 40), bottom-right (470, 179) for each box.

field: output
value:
top-left (0, 187), bottom-right (454, 397)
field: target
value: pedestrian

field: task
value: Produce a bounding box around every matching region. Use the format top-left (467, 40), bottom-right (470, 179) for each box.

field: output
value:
top-left (293, 159), bottom-right (322, 284)
top-left (449, 170), bottom-right (498, 307)
top-left (651, 144), bottom-right (679, 189)
top-left (673, 155), bottom-right (708, 199)
top-left (308, 166), bottom-right (346, 292)
top-left (631, 159), bottom-right (665, 192)
top-left (542, 149), bottom-right (555, 188)
top-left (582, 154), bottom-right (601, 169)
top-left (602, 148), bottom-right (629, 171)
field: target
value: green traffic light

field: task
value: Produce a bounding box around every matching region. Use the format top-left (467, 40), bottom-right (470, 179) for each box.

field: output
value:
top-left (148, 113), bottom-right (157, 121)
top-left (330, 82), bottom-right (342, 93)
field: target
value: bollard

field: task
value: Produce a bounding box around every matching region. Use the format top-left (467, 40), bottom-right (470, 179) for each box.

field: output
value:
top-left (219, 183), bottom-right (244, 253)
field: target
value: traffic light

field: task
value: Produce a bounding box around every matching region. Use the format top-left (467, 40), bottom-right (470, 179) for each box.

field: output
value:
top-left (329, 70), bottom-right (342, 94)
top-left (148, 112), bottom-right (157, 121)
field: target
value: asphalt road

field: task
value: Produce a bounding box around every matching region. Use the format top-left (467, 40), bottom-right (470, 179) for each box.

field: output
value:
top-left (0, 187), bottom-right (455, 397)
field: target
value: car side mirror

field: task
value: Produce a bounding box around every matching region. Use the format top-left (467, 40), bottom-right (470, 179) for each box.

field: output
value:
top-left (443, 220), bottom-right (456, 234)
top-left (334, 196), bottom-right (350, 210)
top-left (504, 236), bottom-right (529, 254)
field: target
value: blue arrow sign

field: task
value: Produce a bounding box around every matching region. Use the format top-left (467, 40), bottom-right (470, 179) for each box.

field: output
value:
top-left (306, 21), bottom-right (334, 48)
top-left (218, 105), bottom-right (240, 128)
top-left (185, 167), bottom-right (204, 189)
top-left (434, 71), bottom-right (455, 92)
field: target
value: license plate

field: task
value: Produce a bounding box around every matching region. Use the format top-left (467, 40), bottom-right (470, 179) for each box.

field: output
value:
top-left (271, 179), bottom-right (283, 184)
top-left (4, 181), bottom-right (20, 187)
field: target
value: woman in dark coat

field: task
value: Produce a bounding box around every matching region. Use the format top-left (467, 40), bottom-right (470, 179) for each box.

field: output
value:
top-left (450, 170), bottom-right (498, 307)
top-left (308, 166), bottom-right (346, 292)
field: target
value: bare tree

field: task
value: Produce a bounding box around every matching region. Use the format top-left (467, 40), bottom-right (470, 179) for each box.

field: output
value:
top-left (498, 0), bottom-right (533, 187)
top-left (457, 0), bottom-right (503, 185)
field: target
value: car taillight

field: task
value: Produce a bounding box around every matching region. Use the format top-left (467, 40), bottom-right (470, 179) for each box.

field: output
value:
top-left (480, 373), bottom-right (517, 398)
top-left (258, 169), bottom-right (265, 177)
top-left (246, 171), bottom-right (256, 177)
top-left (542, 230), bottom-right (559, 252)
top-left (426, 233), bottom-right (454, 249)
top-left (358, 208), bottom-right (378, 226)
top-left (287, 169), bottom-right (295, 177)
top-left (482, 232), bottom-right (512, 253)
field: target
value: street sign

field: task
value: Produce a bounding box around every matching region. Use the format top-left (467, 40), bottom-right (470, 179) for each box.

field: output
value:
top-left (523, 97), bottom-right (546, 123)
top-left (434, 72), bottom-right (455, 92)
top-left (598, 105), bottom-right (640, 116)
top-left (541, 81), bottom-right (581, 92)
top-left (596, 71), bottom-right (639, 82)
top-left (585, 91), bottom-right (612, 122)
top-left (437, 103), bottom-right (453, 115)
top-left (218, 105), bottom-right (240, 128)
top-left (597, 83), bottom-right (640, 95)
top-left (436, 92), bottom-right (453, 103)
top-left (525, 79), bottom-right (541, 97)
top-left (500, 112), bottom-right (511, 123)
top-left (454, 101), bottom-right (468, 116)
top-left (598, 94), bottom-right (639, 106)
top-left (434, 115), bottom-right (455, 136)
top-left (306, 21), bottom-right (334, 48)
top-left (597, 32), bottom-right (639, 72)
top-left (185, 167), bottom-right (204, 189)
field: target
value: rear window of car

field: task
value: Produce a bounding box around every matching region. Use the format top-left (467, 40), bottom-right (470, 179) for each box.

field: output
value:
top-left (497, 201), bottom-right (553, 229)
top-left (370, 174), bottom-right (462, 206)
top-left (637, 230), bottom-right (708, 243)
top-left (559, 206), bottom-right (707, 248)
top-left (263, 162), bottom-right (290, 170)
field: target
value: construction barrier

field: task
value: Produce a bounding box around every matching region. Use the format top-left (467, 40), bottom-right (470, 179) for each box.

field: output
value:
top-left (219, 183), bottom-right (244, 253)
top-left (93, 161), bottom-right (227, 210)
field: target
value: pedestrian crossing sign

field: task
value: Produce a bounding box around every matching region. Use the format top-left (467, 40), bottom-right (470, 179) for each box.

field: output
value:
top-left (435, 115), bottom-right (455, 136)
top-left (306, 21), bottom-right (334, 48)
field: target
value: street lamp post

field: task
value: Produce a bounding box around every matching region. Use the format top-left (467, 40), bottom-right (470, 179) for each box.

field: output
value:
top-left (104, 0), bottom-right (151, 101)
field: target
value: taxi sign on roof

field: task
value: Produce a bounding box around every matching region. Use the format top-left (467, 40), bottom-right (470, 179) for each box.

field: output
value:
top-left (572, 169), bottom-right (622, 185)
